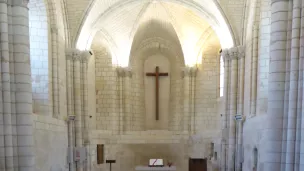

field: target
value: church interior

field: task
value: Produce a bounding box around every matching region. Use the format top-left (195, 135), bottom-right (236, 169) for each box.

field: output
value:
top-left (0, 0), bottom-right (303, 171)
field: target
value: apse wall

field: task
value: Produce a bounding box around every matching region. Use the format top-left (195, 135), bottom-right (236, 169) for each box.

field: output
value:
top-left (195, 33), bottom-right (221, 132)
top-left (93, 44), bottom-right (118, 131)
top-left (129, 45), bottom-right (184, 131)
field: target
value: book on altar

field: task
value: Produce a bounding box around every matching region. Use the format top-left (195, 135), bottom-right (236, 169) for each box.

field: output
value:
top-left (149, 159), bottom-right (164, 167)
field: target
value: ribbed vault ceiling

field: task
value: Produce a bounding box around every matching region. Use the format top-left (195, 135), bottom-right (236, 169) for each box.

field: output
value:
top-left (85, 0), bottom-right (227, 66)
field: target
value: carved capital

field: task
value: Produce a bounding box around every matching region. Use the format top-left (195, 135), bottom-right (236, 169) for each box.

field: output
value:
top-left (12, 0), bottom-right (29, 7)
top-left (116, 67), bottom-right (132, 78)
top-left (51, 26), bottom-right (58, 34)
top-left (182, 66), bottom-right (198, 78)
top-left (237, 46), bottom-right (245, 59)
top-left (222, 46), bottom-right (245, 60)
top-left (222, 49), bottom-right (230, 61)
top-left (228, 47), bottom-right (238, 60)
top-left (0, 0), bottom-right (8, 4)
top-left (66, 48), bottom-right (81, 61)
top-left (66, 49), bottom-right (92, 62)
top-left (80, 51), bottom-right (92, 62)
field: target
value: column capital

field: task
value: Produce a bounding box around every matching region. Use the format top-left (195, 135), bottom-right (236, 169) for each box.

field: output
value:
top-left (66, 48), bottom-right (81, 61)
top-left (66, 48), bottom-right (92, 62)
top-left (222, 49), bottom-right (230, 61)
top-left (222, 46), bottom-right (245, 60)
top-left (80, 50), bottom-right (92, 62)
top-left (0, 0), bottom-right (8, 4)
top-left (51, 26), bottom-right (58, 34)
top-left (228, 47), bottom-right (238, 60)
top-left (182, 66), bottom-right (198, 77)
top-left (116, 67), bottom-right (132, 77)
top-left (12, 0), bottom-right (29, 7)
top-left (237, 46), bottom-right (245, 59)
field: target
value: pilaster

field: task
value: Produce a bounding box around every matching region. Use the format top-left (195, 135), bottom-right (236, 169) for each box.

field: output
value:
top-left (221, 45), bottom-right (245, 171)
top-left (65, 48), bottom-right (91, 171)
top-left (116, 67), bottom-right (132, 133)
top-left (182, 67), bottom-right (198, 134)
top-left (250, 24), bottom-right (259, 116)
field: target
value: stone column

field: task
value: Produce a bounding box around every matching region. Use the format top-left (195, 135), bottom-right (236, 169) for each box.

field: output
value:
top-left (0, 0), bottom-right (13, 170)
top-left (250, 24), bottom-right (259, 116)
top-left (51, 27), bottom-right (60, 118)
top-left (14, 0), bottom-right (35, 170)
top-left (80, 52), bottom-right (90, 171)
top-left (183, 68), bottom-right (191, 133)
top-left (286, 0), bottom-right (301, 170)
top-left (299, 2), bottom-right (304, 170)
top-left (124, 69), bottom-right (132, 131)
top-left (116, 67), bottom-right (124, 134)
top-left (221, 46), bottom-right (244, 171)
top-left (227, 48), bottom-right (238, 171)
top-left (116, 67), bottom-right (132, 133)
top-left (190, 67), bottom-right (197, 134)
top-left (81, 54), bottom-right (90, 142)
top-left (66, 53), bottom-right (75, 171)
top-left (66, 49), bottom-right (91, 171)
top-left (261, 0), bottom-right (289, 170)
top-left (236, 46), bottom-right (245, 171)
top-left (182, 67), bottom-right (197, 134)
top-left (0, 0), bottom-right (36, 170)
top-left (221, 50), bottom-right (230, 171)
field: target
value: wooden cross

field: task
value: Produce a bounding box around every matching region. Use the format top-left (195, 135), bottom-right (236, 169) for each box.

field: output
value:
top-left (146, 66), bottom-right (169, 120)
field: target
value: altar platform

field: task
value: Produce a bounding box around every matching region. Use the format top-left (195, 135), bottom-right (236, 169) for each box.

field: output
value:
top-left (135, 166), bottom-right (176, 171)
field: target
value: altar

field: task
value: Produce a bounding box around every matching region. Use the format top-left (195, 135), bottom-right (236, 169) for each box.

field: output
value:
top-left (135, 166), bottom-right (176, 171)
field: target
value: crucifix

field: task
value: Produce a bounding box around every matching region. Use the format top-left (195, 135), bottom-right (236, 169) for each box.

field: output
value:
top-left (146, 66), bottom-right (169, 120)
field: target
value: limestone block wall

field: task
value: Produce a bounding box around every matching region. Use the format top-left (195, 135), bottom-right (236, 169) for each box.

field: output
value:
top-left (256, 0), bottom-right (270, 116)
top-left (218, 0), bottom-right (246, 44)
top-left (88, 53), bottom-right (97, 129)
top-left (65, 0), bottom-right (91, 43)
top-left (242, 0), bottom-right (270, 169)
top-left (47, 0), bottom-right (68, 119)
top-left (32, 114), bottom-right (68, 171)
top-left (195, 37), bottom-right (221, 132)
top-left (243, 0), bottom-right (261, 116)
top-left (86, 130), bottom-right (221, 171)
top-left (242, 115), bottom-right (266, 171)
top-left (87, 131), bottom-right (188, 171)
top-left (94, 45), bottom-right (118, 131)
top-left (129, 43), bottom-right (184, 131)
top-left (29, 0), bottom-right (49, 115)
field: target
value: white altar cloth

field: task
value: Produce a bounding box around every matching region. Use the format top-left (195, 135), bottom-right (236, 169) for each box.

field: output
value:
top-left (135, 166), bottom-right (176, 171)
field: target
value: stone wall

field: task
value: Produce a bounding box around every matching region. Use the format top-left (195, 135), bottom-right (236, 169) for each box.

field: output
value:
top-left (32, 114), bottom-right (68, 171)
top-left (241, 0), bottom-right (271, 169)
top-left (195, 34), bottom-right (221, 132)
top-left (29, 0), bottom-right (49, 115)
top-left (256, 0), bottom-right (270, 116)
top-left (218, 0), bottom-right (246, 44)
top-left (93, 44), bottom-right (118, 131)
top-left (242, 115), bottom-right (266, 171)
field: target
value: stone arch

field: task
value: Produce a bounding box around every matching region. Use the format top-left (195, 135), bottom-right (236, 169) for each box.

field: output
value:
top-left (76, 0), bottom-right (236, 53)
top-left (129, 20), bottom-right (184, 131)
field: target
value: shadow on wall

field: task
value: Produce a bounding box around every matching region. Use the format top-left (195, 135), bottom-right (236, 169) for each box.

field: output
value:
top-left (253, 148), bottom-right (258, 171)
top-left (50, 166), bottom-right (63, 171)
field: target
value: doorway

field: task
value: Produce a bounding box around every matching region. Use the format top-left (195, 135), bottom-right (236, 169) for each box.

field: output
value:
top-left (189, 158), bottom-right (207, 171)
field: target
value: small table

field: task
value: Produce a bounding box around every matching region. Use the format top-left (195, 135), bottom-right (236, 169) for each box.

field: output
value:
top-left (135, 166), bottom-right (176, 171)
